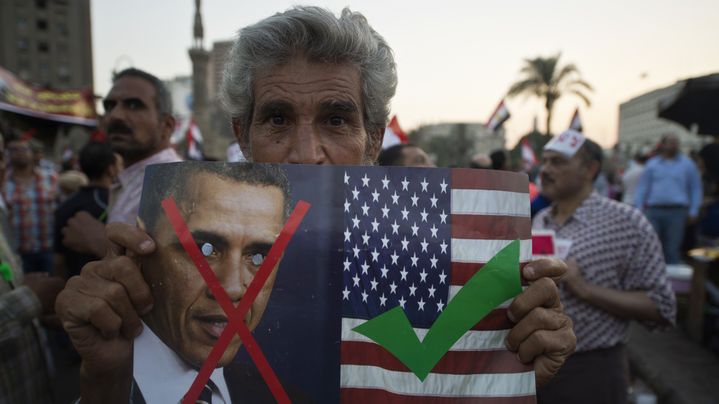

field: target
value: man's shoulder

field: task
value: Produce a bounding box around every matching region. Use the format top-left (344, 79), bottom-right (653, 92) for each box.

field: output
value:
top-left (594, 195), bottom-right (653, 232)
top-left (646, 156), bottom-right (663, 166)
top-left (595, 194), bottom-right (639, 216)
top-left (532, 206), bottom-right (552, 226)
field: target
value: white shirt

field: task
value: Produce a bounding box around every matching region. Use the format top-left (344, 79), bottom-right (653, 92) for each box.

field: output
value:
top-left (622, 161), bottom-right (645, 204)
top-left (108, 148), bottom-right (182, 225)
top-left (134, 323), bottom-right (231, 404)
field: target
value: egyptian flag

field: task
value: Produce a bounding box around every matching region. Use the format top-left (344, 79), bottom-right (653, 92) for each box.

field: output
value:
top-left (186, 117), bottom-right (204, 161)
top-left (381, 115), bottom-right (409, 149)
top-left (487, 99), bottom-right (510, 133)
top-left (521, 138), bottom-right (537, 171)
top-left (569, 108), bottom-right (582, 132)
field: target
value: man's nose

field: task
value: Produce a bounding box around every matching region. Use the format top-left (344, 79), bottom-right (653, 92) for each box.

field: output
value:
top-left (287, 123), bottom-right (327, 165)
top-left (207, 259), bottom-right (250, 303)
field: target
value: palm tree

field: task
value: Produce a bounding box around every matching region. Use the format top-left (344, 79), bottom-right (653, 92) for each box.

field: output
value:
top-left (507, 53), bottom-right (593, 136)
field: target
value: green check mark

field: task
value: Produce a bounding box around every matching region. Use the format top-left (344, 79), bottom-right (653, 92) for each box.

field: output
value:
top-left (352, 239), bottom-right (522, 381)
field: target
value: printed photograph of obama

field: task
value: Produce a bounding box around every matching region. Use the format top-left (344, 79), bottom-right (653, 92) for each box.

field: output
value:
top-left (136, 162), bottom-right (319, 403)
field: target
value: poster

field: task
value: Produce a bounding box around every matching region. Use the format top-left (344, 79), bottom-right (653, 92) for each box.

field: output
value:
top-left (135, 162), bottom-right (535, 403)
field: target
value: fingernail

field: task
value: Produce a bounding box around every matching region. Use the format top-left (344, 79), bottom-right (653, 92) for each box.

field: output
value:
top-left (507, 309), bottom-right (517, 323)
top-left (134, 324), bottom-right (143, 338)
top-left (524, 265), bottom-right (535, 278)
top-left (504, 338), bottom-right (515, 351)
top-left (139, 240), bottom-right (154, 252)
top-left (141, 303), bottom-right (153, 315)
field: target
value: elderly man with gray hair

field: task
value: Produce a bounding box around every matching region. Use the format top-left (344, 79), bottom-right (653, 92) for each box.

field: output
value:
top-left (57, 6), bottom-right (575, 403)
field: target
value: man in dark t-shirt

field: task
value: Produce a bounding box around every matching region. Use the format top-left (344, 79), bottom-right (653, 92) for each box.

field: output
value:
top-left (700, 139), bottom-right (719, 196)
top-left (54, 142), bottom-right (120, 278)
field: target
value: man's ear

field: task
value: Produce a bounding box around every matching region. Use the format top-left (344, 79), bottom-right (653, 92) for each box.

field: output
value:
top-left (367, 126), bottom-right (385, 163)
top-left (232, 118), bottom-right (251, 160)
top-left (160, 114), bottom-right (176, 143)
top-left (588, 160), bottom-right (601, 182)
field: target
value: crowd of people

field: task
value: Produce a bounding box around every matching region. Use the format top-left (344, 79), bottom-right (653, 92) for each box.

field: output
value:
top-left (0, 5), bottom-right (708, 404)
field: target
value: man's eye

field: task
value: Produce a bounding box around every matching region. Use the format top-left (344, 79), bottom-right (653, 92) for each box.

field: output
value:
top-left (251, 253), bottom-right (265, 266)
top-left (201, 242), bottom-right (217, 257)
top-left (328, 116), bottom-right (345, 126)
top-left (271, 115), bottom-right (286, 125)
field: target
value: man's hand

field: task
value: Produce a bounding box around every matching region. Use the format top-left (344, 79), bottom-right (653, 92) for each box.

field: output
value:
top-left (24, 272), bottom-right (65, 314)
top-left (55, 222), bottom-right (156, 404)
top-left (505, 258), bottom-right (576, 387)
top-left (62, 211), bottom-right (108, 257)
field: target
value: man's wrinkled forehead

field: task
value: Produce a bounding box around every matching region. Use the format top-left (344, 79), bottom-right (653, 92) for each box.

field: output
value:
top-left (252, 59), bottom-right (363, 113)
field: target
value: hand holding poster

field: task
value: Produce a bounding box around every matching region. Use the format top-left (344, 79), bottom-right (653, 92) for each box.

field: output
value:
top-left (135, 162), bottom-right (534, 403)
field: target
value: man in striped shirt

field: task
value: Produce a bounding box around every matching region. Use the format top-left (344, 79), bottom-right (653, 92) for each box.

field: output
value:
top-left (56, 6), bottom-right (576, 402)
top-left (534, 130), bottom-right (676, 404)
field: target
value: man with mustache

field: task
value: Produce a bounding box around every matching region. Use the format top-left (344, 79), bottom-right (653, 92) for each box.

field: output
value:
top-left (60, 69), bottom-right (182, 258)
top-left (57, 7), bottom-right (575, 402)
top-left (533, 130), bottom-right (675, 404)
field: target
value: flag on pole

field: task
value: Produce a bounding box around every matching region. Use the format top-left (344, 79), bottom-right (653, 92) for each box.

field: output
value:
top-left (521, 139), bottom-right (537, 171)
top-left (382, 115), bottom-right (409, 149)
top-left (186, 117), bottom-right (204, 160)
top-left (486, 100), bottom-right (511, 133)
top-left (569, 108), bottom-right (582, 132)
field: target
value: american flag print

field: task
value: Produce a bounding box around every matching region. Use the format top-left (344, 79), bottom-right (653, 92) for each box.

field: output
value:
top-left (340, 167), bottom-right (535, 403)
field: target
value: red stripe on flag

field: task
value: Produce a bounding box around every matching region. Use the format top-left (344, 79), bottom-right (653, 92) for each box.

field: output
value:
top-left (451, 215), bottom-right (531, 240)
top-left (451, 262), bottom-right (529, 286)
top-left (451, 168), bottom-right (529, 193)
top-left (342, 341), bottom-right (532, 374)
top-left (471, 308), bottom-right (514, 331)
top-left (340, 389), bottom-right (538, 404)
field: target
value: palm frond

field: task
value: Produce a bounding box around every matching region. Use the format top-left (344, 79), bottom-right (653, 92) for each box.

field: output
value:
top-left (507, 78), bottom-right (544, 97)
top-left (553, 64), bottom-right (580, 85)
top-left (569, 89), bottom-right (592, 106)
top-left (566, 79), bottom-right (594, 92)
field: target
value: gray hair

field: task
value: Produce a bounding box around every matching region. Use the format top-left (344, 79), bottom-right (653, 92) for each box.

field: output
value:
top-left (113, 68), bottom-right (173, 118)
top-left (220, 6), bottom-right (397, 150)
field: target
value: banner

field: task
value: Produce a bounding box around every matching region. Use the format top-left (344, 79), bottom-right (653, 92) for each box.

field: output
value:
top-left (0, 66), bottom-right (97, 126)
top-left (136, 163), bottom-right (534, 403)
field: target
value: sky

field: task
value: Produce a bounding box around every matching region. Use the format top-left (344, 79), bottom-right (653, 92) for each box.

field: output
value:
top-left (92, 0), bottom-right (719, 148)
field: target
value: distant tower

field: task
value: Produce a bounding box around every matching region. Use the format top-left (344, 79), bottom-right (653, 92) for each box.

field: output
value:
top-left (189, 0), bottom-right (212, 157)
top-left (192, 0), bottom-right (204, 49)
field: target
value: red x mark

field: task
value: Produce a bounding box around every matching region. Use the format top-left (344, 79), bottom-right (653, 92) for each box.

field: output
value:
top-left (161, 196), bottom-right (311, 404)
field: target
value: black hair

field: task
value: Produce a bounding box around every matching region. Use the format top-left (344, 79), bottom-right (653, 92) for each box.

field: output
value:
top-left (79, 142), bottom-right (117, 181)
top-left (489, 149), bottom-right (507, 170)
top-left (112, 68), bottom-right (173, 117)
top-left (139, 162), bottom-right (292, 234)
top-left (577, 138), bottom-right (603, 180)
top-left (377, 144), bottom-right (419, 166)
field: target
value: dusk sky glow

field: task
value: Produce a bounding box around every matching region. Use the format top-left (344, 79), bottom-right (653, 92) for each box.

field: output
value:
top-left (93, 0), bottom-right (719, 147)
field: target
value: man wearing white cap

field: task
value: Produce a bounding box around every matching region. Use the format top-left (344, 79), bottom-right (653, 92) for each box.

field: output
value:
top-left (533, 130), bottom-right (676, 404)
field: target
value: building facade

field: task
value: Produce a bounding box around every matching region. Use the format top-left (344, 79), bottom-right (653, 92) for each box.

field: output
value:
top-left (412, 122), bottom-right (505, 167)
top-left (0, 0), bottom-right (93, 90)
top-left (618, 81), bottom-right (704, 153)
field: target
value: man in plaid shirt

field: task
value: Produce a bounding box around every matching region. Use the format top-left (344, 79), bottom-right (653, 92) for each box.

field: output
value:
top-left (3, 137), bottom-right (58, 274)
top-left (0, 134), bottom-right (65, 403)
